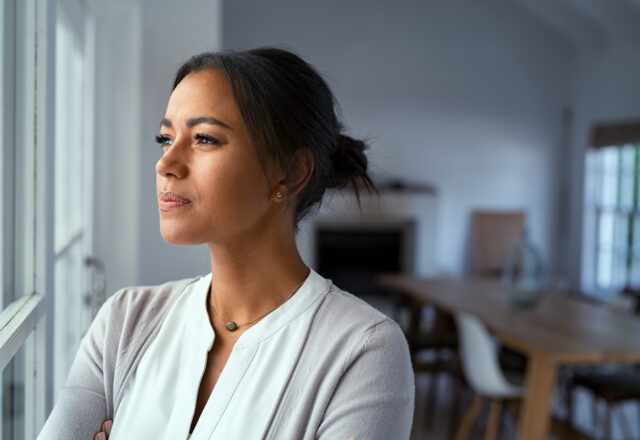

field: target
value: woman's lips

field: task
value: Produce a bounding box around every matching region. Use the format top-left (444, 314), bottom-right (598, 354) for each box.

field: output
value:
top-left (158, 191), bottom-right (192, 212)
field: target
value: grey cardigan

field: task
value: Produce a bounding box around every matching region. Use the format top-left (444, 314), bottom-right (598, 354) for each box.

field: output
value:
top-left (38, 275), bottom-right (415, 439)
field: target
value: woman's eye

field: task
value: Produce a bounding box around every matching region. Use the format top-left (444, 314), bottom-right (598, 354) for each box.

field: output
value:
top-left (194, 134), bottom-right (222, 146)
top-left (155, 134), bottom-right (173, 147)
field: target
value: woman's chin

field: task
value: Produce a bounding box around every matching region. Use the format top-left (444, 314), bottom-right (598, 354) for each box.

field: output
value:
top-left (159, 225), bottom-right (203, 246)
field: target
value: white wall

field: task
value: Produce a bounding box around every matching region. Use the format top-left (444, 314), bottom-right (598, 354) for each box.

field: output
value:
top-left (93, 0), bottom-right (223, 292)
top-left (92, 0), bottom-right (640, 291)
top-left (136, 0), bottom-right (223, 285)
top-left (223, 0), bottom-right (575, 277)
top-left (92, 0), bottom-right (142, 296)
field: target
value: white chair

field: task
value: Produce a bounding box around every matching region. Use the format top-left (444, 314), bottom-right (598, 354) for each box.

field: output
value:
top-left (454, 311), bottom-right (525, 440)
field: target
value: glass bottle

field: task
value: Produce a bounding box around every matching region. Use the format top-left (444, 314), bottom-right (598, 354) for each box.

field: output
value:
top-left (502, 228), bottom-right (546, 309)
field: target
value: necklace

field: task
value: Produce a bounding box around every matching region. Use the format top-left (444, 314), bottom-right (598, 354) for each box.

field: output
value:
top-left (209, 275), bottom-right (307, 332)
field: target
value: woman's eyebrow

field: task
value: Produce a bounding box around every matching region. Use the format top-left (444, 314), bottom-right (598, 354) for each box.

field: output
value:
top-left (159, 117), bottom-right (232, 130)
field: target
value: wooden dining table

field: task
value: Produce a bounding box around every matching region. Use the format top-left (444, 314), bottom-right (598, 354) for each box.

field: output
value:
top-left (378, 274), bottom-right (640, 440)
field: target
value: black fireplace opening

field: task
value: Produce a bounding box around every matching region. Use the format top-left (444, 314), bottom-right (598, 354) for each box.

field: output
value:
top-left (314, 221), bottom-right (415, 300)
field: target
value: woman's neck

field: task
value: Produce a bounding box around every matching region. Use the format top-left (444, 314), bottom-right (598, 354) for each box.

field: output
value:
top-left (206, 233), bottom-right (309, 326)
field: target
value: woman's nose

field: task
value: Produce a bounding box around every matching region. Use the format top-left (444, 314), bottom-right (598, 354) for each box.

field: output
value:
top-left (155, 143), bottom-right (189, 179)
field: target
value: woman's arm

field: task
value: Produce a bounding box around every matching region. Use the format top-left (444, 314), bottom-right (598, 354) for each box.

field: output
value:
top-left (37, 298), bottom-right (114, 440)
top-left (316, 320), bottom-right (415, 440)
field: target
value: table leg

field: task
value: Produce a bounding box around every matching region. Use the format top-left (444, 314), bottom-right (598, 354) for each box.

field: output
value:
top-left (518, 355), bottom-right (557, 440)
top-left (485, 399), bottom-right (503, 440)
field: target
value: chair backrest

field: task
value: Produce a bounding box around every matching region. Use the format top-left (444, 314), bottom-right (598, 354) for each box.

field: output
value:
top-left (471, 210), bottom-right (525, 278)
top-left (621, 287), bottom-right (640, 315)
top-left (454, 311), bottom-right (520, 398)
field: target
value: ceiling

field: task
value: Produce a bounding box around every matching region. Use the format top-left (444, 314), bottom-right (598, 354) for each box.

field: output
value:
top-left (515, 0), bottom-right (640, 54)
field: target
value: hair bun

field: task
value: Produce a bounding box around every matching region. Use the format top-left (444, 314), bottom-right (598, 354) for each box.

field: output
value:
top-left (327, 134), bottom-right (371, 190)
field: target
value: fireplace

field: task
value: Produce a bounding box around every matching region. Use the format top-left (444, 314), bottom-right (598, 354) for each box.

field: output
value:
top-left (314, 220), bottom-right (416, 299)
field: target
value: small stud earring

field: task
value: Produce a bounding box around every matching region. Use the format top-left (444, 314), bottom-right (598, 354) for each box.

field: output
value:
top-left (276, 192), bottom-right (284, 199)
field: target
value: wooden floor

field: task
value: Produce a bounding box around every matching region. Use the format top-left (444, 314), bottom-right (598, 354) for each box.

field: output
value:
top-left (410, 372), bottom-right (640, 440)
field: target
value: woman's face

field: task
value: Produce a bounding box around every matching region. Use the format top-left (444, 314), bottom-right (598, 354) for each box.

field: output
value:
top-left (155, 69), bottom-right (283, 246)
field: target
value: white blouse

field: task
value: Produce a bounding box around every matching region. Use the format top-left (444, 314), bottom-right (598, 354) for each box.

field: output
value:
top-left (109, 269), bottom-right (330, 440)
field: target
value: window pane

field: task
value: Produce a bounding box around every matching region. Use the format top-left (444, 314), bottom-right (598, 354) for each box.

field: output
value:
top-left (0, 331), bottom-right (35, 439)
top-left (612, 254), bottom-right (628, 288)
top-left (1, 0), bottom-right (36, 311)
top-left (593, 144), bottom-right (640, 291)
top-left (54, 7), bottom-right (85, 252)
top-left (1, 0), bottom-right (16, 311)
top-left (53, 6), bottom-right (93, 399)
top-left (613, 213), bottom-right (629, 252)
top-left (600, 147), bottom-right (619, 207)
top-left (618, 145), bottom-right (636, 209)
top-left (598, 211), bottom-right (615, 249)
top-left (597, 250), bottom-right (628, 289)
top-left (597, 249), bottom-right (614, 288)
top-left (53, 239), bottom-right (90, 397)
top-left (629, 257), bottom-right (640, 289)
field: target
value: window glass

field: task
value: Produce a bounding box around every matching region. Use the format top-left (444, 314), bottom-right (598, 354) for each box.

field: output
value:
top-left (0, 332), bottom-right (35, 438)
top-left (592, 144), bottom-right (640, 289)
top-left (0, 0), bottom-right (36, 311)
top-left (1, 0), bottom-right (16, 311)
top-left (53, 3), bottom-right (93, 399)
top-left (54, 10), bottom-right (85, 252)
top-left (1, 0), bottom-right (40, 436)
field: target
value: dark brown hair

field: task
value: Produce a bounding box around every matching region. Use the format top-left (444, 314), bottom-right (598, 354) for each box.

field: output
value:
top-left (173, 47), bottom-right (377, 227)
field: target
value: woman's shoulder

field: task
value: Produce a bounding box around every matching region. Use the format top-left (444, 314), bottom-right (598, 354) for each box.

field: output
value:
top-left (271, 282), bottom-right (413, 438)
top-left (311, 282), bottom-right (409, 355)
top-left (90, 275), bottom-right (203, 352)
top-left (105, 275), bottom-right (201, 316)
top-left (322, 283), bottom-right (402, 332)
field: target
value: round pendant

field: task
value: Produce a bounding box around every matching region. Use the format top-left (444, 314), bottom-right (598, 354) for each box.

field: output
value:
top-left (225, 321), bottom-right (238, 331)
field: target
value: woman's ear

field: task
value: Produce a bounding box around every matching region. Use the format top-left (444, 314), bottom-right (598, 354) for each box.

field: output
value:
top-left (279, 149), bottom-right (314, 198)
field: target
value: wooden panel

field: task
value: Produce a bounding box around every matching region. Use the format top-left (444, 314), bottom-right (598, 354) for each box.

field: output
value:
top-left (471, 211), bottom-right (525, 277)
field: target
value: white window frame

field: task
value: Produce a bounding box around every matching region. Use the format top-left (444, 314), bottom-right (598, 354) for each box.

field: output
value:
top-left (0, 0), bottom-right (56, 435)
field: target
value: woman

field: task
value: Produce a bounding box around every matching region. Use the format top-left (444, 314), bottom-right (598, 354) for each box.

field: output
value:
top-left (39, 48), bottom-right (414, 440)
